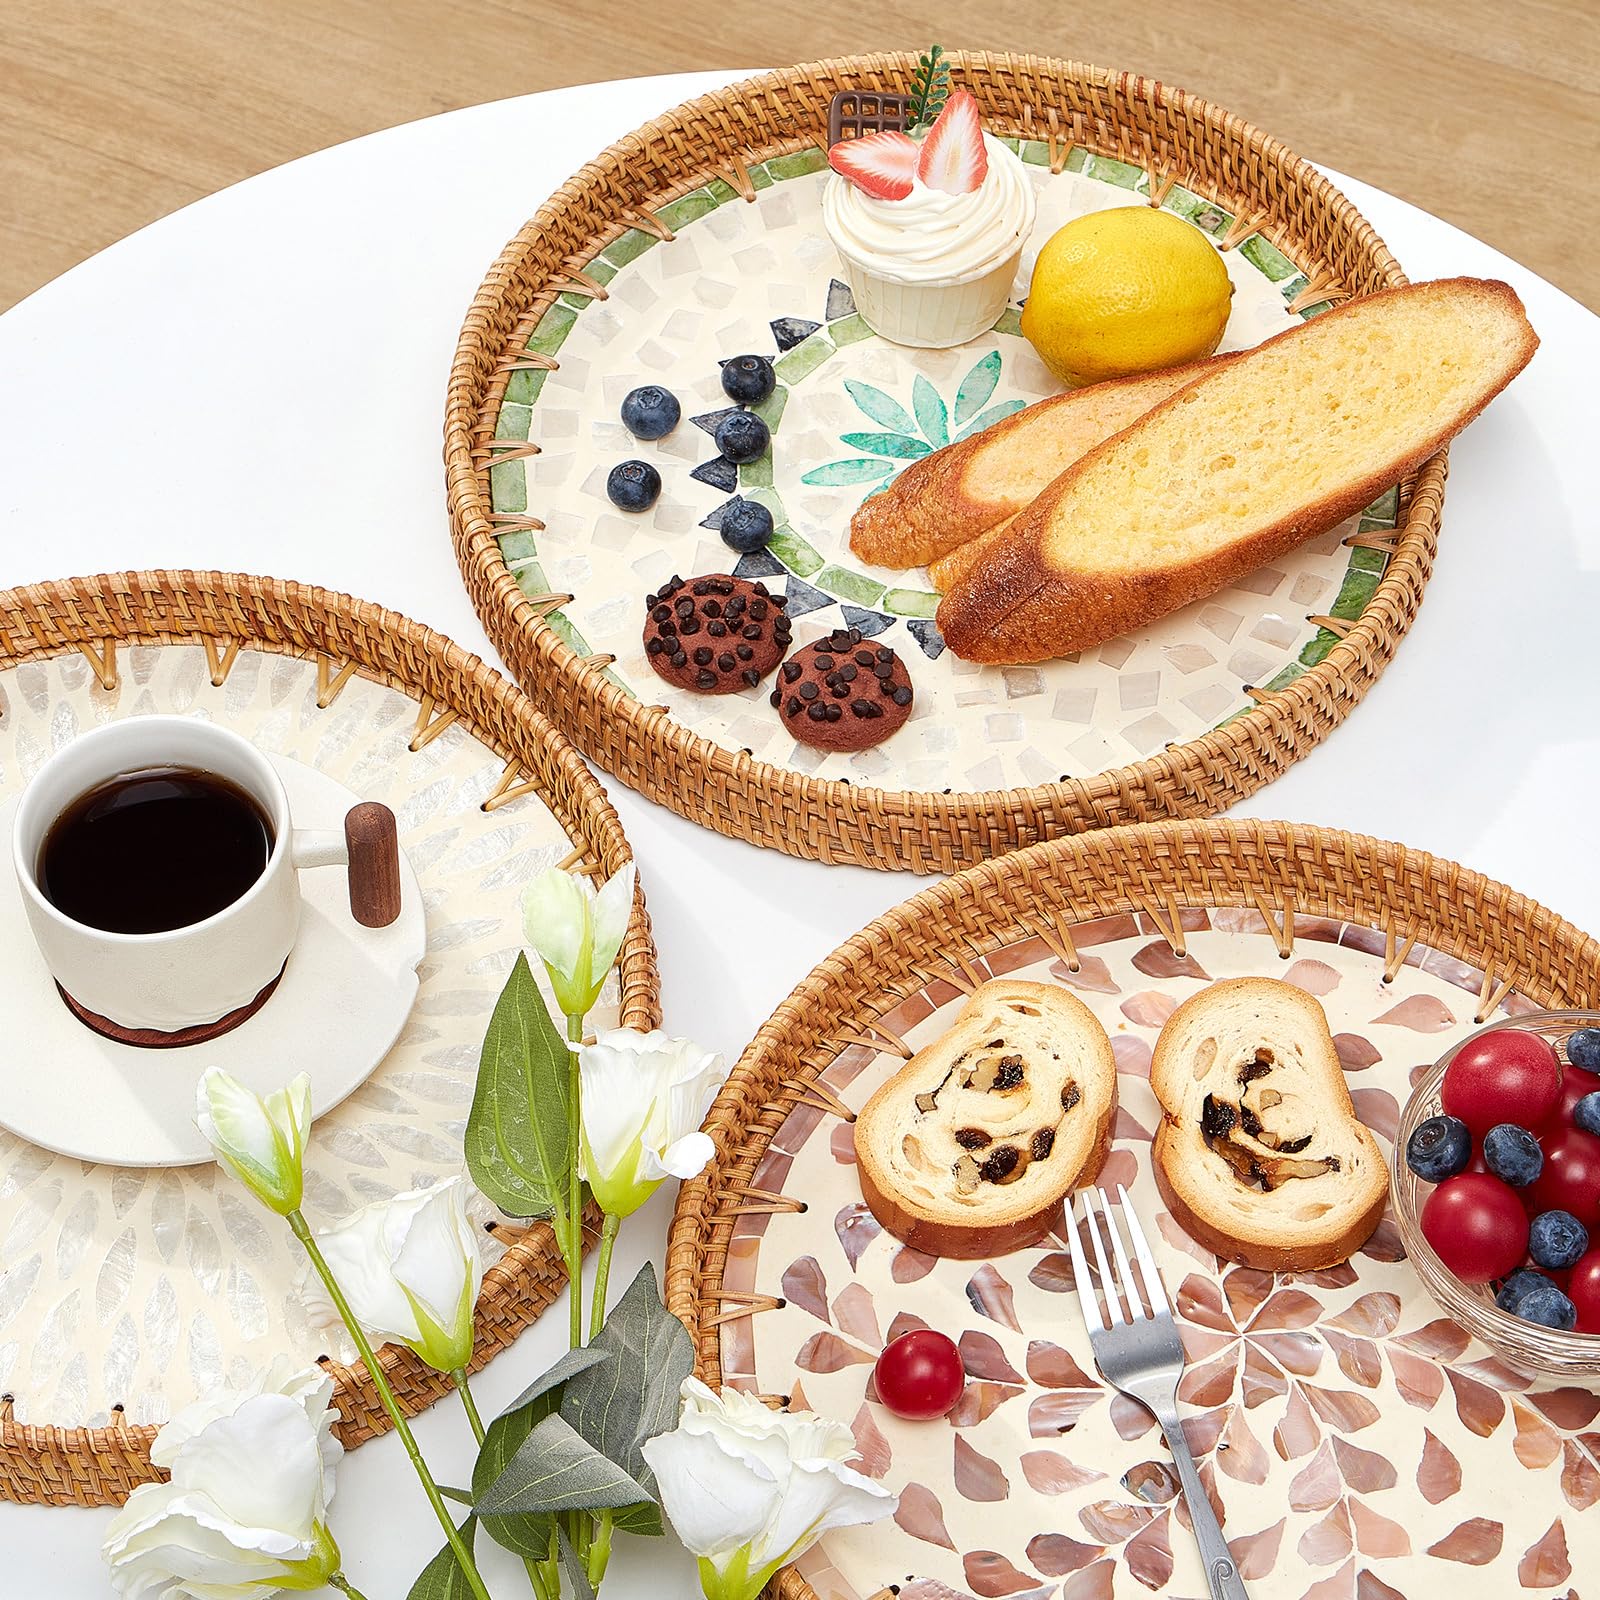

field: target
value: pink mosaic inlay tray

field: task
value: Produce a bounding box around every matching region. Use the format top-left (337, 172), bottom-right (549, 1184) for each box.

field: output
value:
top-left (717, 910), bottom-right (1594, 1600)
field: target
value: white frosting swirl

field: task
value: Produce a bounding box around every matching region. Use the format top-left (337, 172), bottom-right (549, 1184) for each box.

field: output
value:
top-left (823, 134), bottom-right (1036, 286)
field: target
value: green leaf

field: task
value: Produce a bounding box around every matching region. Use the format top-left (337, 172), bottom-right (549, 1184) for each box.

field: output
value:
top-left (476, 1413), bottom-right (654, 1518)
top-left (560, 1263), bottom-right (694, 1536)
top-left (912, 374), bottom-right (948, 448)
top-left (843, 379), bottom-right (917, 435)
top-left (463, 952), bottom-right (572, 1218)
top-left (407, 1516), bottom-right (479, 1600)
top-left (800, 458), bottom-right (895, 487)
top-left (480, 1508), bottom-right (556, 1562)
top-left (557, 1527), bottom-right (598, 1600)
top-left (953, 350), bottom-right (1002, 424)
top-left (954, 398), bottom-right (1027, 441)
top-left (838, 431), bottom-right (932, 459)
top-left (905, 42), bottom-right (950, 132)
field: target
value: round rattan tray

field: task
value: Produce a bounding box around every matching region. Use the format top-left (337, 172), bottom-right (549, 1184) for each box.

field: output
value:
top-left (448, 53), bottom-right (1437, 874)
top-left (667, 820), bottom-right (1600, 1600)
top-left (0, 571), bottom-right (658, 1507)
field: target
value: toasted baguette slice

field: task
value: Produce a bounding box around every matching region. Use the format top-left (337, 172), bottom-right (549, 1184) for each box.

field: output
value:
top-left (1150, 979), bottom-right (1387, 1271)
top-left (849, 357), bottom-right (1230, 570)
top-left (928, 513), bottom-right (1016, 592)
top-left (937, 278), bottom-right (1538, 663)
top-left (854, 979), bottom-right (1117, 1258)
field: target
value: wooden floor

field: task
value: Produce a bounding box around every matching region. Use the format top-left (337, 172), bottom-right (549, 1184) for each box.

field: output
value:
top-left (3, 1), bottom-right (1596, 312)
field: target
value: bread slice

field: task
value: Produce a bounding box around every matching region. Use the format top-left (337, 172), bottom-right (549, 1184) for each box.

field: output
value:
top-left (1150, 978), bottom-right (1387, 1271)
top-left (848, 357), bottom-right (1230, 570)
top-left (936, 278), bottom-right (1538, 663)
top-left (928, 513), bottom-right (1017, 592)
top-left (854, 979), bottom-right (1117, 1258)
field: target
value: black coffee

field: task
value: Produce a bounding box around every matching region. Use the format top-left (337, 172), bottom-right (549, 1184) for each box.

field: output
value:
top-left (38, 766), bottom-right (275, 934)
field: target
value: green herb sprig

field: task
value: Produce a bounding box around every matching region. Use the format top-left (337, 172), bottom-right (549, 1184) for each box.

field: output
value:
top-left (905, 43), bottom-right (951, 132)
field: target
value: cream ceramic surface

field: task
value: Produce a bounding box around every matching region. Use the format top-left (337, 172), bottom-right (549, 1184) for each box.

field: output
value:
top-left (0, 645), bottom-right (622, 1428)
top-left (721, 915), bottom-right (1592, 1600)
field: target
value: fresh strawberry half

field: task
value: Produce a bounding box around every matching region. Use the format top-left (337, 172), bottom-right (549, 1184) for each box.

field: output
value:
top-left (828, 130), bottom-right (920, 200)
top-left (917, 89), bottom-right (987, 195)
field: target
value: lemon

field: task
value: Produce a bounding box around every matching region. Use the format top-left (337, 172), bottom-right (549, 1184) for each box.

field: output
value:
top-left (1020, 207), bottom-right (1234, 388)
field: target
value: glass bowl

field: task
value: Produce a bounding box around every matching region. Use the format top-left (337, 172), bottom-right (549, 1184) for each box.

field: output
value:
top-left (1392, 1008), bottom-right (1600, 1378)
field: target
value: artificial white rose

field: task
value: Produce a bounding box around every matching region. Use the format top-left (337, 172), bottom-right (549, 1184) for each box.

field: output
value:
top-left (640, 1378), bottom-right (896, 1600)
top-left (578, 1029), bottom-right (725, 1217)
top-left (522, 861), bottom-right (635, 1017)
top-left (103, 1368), bottom-right (343, 1599)
top-left (302, 1177), bottom-right (485, 1374)
top-left (195, 1069), bottom-right (311, 1216)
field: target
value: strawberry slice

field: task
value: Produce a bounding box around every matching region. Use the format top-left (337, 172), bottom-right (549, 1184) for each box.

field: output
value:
top-left (917, 90), bottom-right (988, 195)
top-left (828, 130), bottom-right (920, 200)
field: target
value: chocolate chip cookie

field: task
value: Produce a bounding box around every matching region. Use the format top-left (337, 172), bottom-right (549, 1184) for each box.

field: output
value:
top-left (769, 627), bottom-right (914, 752)
top-left (643, 574), bottom-right (791, 693)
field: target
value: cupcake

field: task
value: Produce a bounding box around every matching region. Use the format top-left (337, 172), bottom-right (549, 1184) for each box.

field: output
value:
top-left (823, 91), bottom-right (1036, 349)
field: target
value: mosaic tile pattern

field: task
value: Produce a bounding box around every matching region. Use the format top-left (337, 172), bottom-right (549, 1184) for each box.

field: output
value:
top-left (492, 144), bottom-right (1395, 792)
top-left (0, 647), bottom-right (624, 1427)
top-left (719, 917), bottom-right (1592, 1600)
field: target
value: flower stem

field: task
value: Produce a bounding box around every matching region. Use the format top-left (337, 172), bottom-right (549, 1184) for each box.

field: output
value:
top-left (587, 1507), bottom-right (615, 1588)
top-left (329, 1576), bottom-right (372, 1600)
top-left (290, 1215), bottom-right (493, 1600)
top-left (565, 1011), bottom-right (586, 1350)
top-left (451, 1370), bottom-right (486, 1446)
top-left (590, 1212), bottom-right (621, 1335)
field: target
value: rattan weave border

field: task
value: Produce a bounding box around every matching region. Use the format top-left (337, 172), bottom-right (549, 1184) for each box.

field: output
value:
top-left (0, 570), bottom-right (659, 1507)
top-left (665, 817), bottom-right (1600, 1600)
top-left (447, 53), bottom-right (1439, 874)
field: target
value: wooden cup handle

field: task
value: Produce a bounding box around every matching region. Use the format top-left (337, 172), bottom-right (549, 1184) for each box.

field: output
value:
top-left (344, 802), bottom-right (402, 928)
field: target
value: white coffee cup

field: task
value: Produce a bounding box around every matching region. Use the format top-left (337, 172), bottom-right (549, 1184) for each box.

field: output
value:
top-left (12, 716), bottom-right (398, 1040)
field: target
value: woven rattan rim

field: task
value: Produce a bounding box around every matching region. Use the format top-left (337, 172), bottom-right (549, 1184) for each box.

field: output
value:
top-left (0, 570), bottom-right (660, 1508)
top-left (447, 53), bottom-right (1440, 874)
top-left (665, 816), bottom-right (1600, 1600)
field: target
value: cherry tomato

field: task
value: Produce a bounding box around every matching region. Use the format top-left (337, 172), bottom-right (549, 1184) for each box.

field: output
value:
top-left (872, 1330), bottom-right (963, 1420)
top-left (1568, 1248), bottom-right (1600, 1334)
top-left (1420, 1172), bottom-right (1530, 1284)
top-left (1441, 1030), bottom-right (1561, 1137)
top-left (1542, 1070), bottom-right (1593, 1134)
top-left (1528, 1123), bottom-right (1600, 1221)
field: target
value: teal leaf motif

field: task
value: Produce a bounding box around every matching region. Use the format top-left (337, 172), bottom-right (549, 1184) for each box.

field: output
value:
top-left (955, 398), bottom-right (1028, 441)
top-left (844, 379), bottom-right (918, 435)
top-left (954, 350), bottom-right (1003, 424)
top-left (839, 431), bottom-right (932, 459)
top-left (801, 458), bottom-right (896, 487)
top-left (913, 374), bottom-right (948, 448)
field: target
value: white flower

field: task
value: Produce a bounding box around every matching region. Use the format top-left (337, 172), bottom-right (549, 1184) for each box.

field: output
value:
top-left (578, 1029), bottom-right (725, 1217)
top-left (195, 1069), bottom-right (311, 1217)
top-left (302, 1177), bottom-right (485, 1374)
top-left (641, 1378), bottom-right (896, 1600)
top-left (103, 1360), bottom-right (343, 1599)
top-left (522, 861), bottom-right (635, 1017)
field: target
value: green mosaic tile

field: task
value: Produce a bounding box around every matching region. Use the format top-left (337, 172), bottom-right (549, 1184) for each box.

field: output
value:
top-left (739, 452), bottom-right (774, 489)
top-left (1086, 155), bottom-right (1144, 190)
top-left (704, 178), bottom-right (740, 205)
top-left (993, 308), bottom-right (1024, 338)
top-left (544, 609), bottom-right (593, 660)
top-left (657, 190), bottom-right (719, 231)
top-left (1163, 187), bottom-right (1234, 236)
top-left (815, 565), bottom-right (886, 607)
top-left (1329, 565), bottom-right (1380, 620)
top-left (1262, 663), bottom-right (1308, 693)
top-left (1239, 234), bottom-right (1298, 282)
top-left (831, 313), bottom-right (873, 348)
top-left (490, 459), bottom-right (527, 514)
top-left (526, 303), bottom-right (579, 355)
top-left (1299, 627), bottom-right (1342, 669)
top-left (743, 486), bottom-right (783, 516)
top-left (1020, 140), bottom-right (1052, 166)
top-left (1064, 146), bottom-right (1089, 173)
top-left (509, 556), bottom-right (550, 595)
top-left (1301, 299), bottom-right (1336, 319)
top-left (602, 229), bottom-right (657, 268)
top-left (1279, 273), bottom-right (1310, 305)
top-left (748, 162), bottom-right (774, 191)
top-left (751, 385), bottom-right (788, 430)
top-left (766, 148), bottom-right (828, 179)
top-left (1364, 486), bottom-right (1400, 524)
top-left (775, 336), bottom-right (835, 383)
top-left (997, 136), bottom-right (1022, 154)
top-left (497, 529), bottom-right (540, 564)
top-left (504, 367), bottom-right (548, 407)
top-left (1349, 546), bottom-right (1390, 575)
top-left (768, 527), bottom-right (824, 578)
top-left (884, 588), bottom-right (939, 619)
top-left (496, 402), bottom-right (532, 441)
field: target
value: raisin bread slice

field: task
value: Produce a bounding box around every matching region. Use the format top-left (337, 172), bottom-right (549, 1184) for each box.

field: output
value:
top-left (854, 980), bottom-right (1117, 1258)
top-left (1150, 978), bottom-right (1387, 1271)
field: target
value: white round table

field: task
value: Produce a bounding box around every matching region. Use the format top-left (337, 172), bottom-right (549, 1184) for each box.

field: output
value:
top-left (2, 69), bottom-right (1595, 1599)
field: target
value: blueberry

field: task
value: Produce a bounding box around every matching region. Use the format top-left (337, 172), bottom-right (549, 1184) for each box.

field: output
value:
top-left (720, 354), bottom-right (776, 407)
top-left (619, 385), bottom-right (680, 440)
top-left (1495, 1267), bottom-right (1551, 1314)
top-left (1516, 1283), bottom-right (1578, 1331)
top-left (714, 411), bottom-right (770, 465)
top-left (719, 496), bottom-right (774, 554)
top-left (1567, 1027), bottom-right (1600, 1072)
top-left (1529, 1208), bottom-right (1590, 1270)
top-left (1405, 1113), bottom-right (1472, 1182)
top-left (606, 460), bottom-right (661, 512)
top-left (1482, 1122), bottom-right (1543, 1188)
top-left (1575, 1090), bottom-right (1600, 1136)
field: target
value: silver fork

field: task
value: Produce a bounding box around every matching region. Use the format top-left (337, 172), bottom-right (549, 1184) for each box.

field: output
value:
top-left (1065, 1186), bottom-right (1249, 1600)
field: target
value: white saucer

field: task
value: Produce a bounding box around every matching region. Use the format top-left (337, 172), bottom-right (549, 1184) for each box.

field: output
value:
top-left (0, 755), bottom-right (426, 1167)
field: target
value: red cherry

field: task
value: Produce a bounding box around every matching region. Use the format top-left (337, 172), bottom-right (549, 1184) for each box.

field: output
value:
top-left (1569, 1249), bottom-right (1600, 1334)
top-left (1528, 1123), bottom-right (1600, 1220)
top-left (1420, 1172), bottom-right (1530, 1284)
top-left (872, 1330), bottom-right (964, 1420)
top-left (1441, 1031), bottom-right (1561, 1137)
